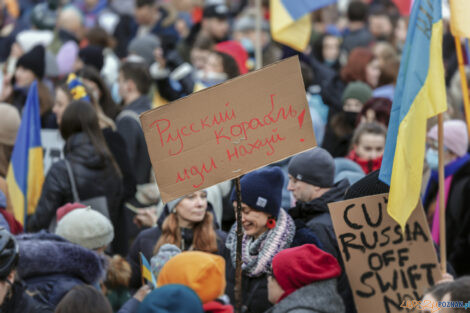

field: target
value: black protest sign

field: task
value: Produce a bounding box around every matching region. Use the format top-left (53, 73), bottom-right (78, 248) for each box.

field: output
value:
top-left (328, 193), bottom-right (441, 313)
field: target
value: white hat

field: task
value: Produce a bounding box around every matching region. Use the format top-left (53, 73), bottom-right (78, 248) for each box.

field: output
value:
top-left (55, 207), bottom-right (114, 250)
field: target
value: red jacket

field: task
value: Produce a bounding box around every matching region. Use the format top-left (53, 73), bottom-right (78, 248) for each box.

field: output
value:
top-left (347, 149), bottom-right (382, 174)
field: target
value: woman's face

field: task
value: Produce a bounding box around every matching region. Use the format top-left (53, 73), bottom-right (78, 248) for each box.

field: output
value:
top-left (237, 203), bottom-right (269, 238)
top-left (366, 59), bottom-right (381, 88)
top-left (14, 66), bottom-right (35, 88)
top-left (53, 88), bottom-right (70, 126)
top-left (355, 133), bottom-right (385, 160)
top-left (175, 190), bottom-right (208, 227)
top-left (205, 53), bottom-right (224, 74)
top-left (322, 36), bottom-right (340, 63)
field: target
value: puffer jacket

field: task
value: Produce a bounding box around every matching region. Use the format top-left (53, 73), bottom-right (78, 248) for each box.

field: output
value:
top-left (16, 231), bottom-right (106, 307)
top-left (26, 132), bottom-right (123, 232)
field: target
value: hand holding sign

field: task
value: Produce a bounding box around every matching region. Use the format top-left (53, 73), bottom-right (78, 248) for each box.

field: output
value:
top-left (141, 56), bottom-right (316, 203)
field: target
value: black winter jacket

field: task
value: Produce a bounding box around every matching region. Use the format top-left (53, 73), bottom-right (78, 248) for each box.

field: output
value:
top-left (0, 281), bottom-right (52, 313)
top-left (27, 132), bottom-right (123, 232)
top-left (289, 179), bottom-right (356, 313)
top-left (424, 159), bottom-right (470, 276)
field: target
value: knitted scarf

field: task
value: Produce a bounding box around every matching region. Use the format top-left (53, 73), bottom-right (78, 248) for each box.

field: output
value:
top-left (226, 208), bottom-right (295, 277)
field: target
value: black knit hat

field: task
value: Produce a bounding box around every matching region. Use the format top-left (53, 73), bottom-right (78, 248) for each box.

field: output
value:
top-left (230, 167), bottom-right (284, 218)
top-left (344, 170), bottom-right (390, 200)
top-left (16, 45), bottom-right (45, 79)
top-left (203, 2), bottom-right (230, 19)
top-left (79, 45), bottom-right (104, 72)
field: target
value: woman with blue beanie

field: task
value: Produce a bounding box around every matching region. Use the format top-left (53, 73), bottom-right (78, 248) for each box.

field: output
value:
top-left (224, 167), bottom-right (321, 313)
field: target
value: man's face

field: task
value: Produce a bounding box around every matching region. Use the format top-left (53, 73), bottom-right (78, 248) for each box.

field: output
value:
top-left (135, 5), bottom-right (157, 26)
top-left (287, 175), bottom-right (318, 203)
top-left (202, 17), bottom-right (229, 41)
top-left (369, 15), bottom-right (393, 39)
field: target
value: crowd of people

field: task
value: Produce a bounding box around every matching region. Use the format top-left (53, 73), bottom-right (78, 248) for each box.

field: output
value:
top-left (0, 0), bottom-right (470, 312)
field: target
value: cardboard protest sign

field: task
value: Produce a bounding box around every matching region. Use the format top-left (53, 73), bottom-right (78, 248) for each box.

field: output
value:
top-left (141, 56), bottom-right (316, 202)
top-left (328, 194), bottom-right (441, 313)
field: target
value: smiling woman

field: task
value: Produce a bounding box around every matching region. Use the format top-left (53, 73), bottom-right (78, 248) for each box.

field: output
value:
top-left (224, 167), bottom-right (297, 313)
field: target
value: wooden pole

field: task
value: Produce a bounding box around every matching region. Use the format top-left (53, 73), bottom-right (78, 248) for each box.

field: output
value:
top-left (437, 114), bottom-right (447, 274)
top-left (454, 36), bottom-right (470, 137)
top-left (234, 177), bottom-right (243, 313)
top-left (255, 0), bottom-right (263, 70)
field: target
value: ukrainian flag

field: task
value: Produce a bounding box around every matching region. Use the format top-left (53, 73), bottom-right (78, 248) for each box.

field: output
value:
top-left (379, 0), bottom-right (446, 229)
top-left (270, 0), bottom-right (337, 51)
top-left (450, 0), bottom-right (470, 38)
top-left (6, 81), bottom-right (45, 226)
top-left (140, 252), bottom-right (156, 287)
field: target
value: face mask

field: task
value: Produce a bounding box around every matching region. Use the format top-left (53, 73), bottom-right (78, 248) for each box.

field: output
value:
top-left (344, 112), bottom-right (359, 127)
top-left (200, 71), bottom-right (228, 87)
top-left (240, 37), bottom-right (255, 54)
top-left (111, 82), bottom-right (122, 104)
top-left (426, 148), bottom-right (439, 170)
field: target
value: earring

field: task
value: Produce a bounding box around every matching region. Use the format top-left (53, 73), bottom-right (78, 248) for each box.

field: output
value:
top-left (266, 218), bottom-right (276, 229)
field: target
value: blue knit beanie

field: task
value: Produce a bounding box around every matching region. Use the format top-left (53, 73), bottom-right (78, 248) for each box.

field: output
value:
top-left (230, 167), bottom-right (284, 218)
top-left (138, 284), bottom-right (203, 313)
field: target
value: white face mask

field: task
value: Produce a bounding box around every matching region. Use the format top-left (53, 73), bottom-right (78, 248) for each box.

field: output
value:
top-left (198, 70), bottom-right (228, 87)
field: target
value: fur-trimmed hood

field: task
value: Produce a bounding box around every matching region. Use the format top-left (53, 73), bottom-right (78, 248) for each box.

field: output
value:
top-left (16, 231), bottom-right (106, 284)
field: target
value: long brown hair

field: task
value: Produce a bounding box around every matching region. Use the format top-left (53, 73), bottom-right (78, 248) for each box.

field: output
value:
top-left (154, 210), bottom-right (218, 255)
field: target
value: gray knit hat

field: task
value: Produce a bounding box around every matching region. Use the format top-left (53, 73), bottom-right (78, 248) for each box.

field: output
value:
top-left (128, 34), bottom-right (161, 66)
top-left (288, 148), bottom-right (335, 188)
top-left (151, 244), bottom-right (181, 279)
top-left (55, 207), bottom-right (114, 250)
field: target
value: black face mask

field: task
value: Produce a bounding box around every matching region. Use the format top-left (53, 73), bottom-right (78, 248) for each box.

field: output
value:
top-left (58, 29), bottom-right (78, 43)
top-left (344, 112), bottom-right (359, 127)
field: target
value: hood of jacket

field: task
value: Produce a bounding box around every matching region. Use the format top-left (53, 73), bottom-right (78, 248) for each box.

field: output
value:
top-left (267, 279), bottom-right (344, 313)
top-left (290, 179), bottom-right (349, 222)
top-left (16, 231), bottom-right (106, 284)
top-left (203, 300), bottom-right (234, 313)
top-left (64, 132), bottom-right (107, 170)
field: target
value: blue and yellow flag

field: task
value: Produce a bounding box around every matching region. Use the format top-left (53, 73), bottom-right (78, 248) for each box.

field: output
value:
top-left (379, 0), bottom-right (447, 229)
top-left (450, 0), bottom-right (470, 38)
top-left (140, 252), bottom-right (156, 287)
top-left (6, 81), bottom-right (45, 226)
top-left (270, 0), bottom-right (337, 51)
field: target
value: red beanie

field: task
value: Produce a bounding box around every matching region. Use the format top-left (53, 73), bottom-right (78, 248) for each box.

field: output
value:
top-left (56, 202), bottom-right (87, 222)
top-left (272, 244), bottom-right (341, 302)
top-left (215, 41), bottom-right (248, 74)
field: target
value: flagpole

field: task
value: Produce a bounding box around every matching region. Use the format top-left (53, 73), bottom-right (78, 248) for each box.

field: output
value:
top-left (454, 36), bottom-right (470, 137)
top-left (255, 0), bottom-right (263, 70)
top-left (437, 114), bottom-right (447, 274)
top-left (139, 252), bottom-right (145, 287)
top-left (234, 177), bottom-right (243, 313)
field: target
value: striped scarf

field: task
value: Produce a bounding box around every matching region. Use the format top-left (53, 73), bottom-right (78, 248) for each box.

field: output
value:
top-left (226, 208), bottom-right (295, 277)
